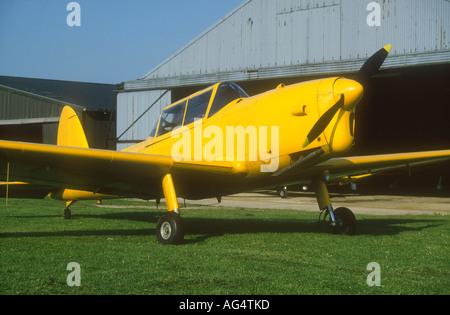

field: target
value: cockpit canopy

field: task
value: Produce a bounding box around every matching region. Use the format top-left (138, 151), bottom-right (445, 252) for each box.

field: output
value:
top-left (150, 82), bottom-right (248, 138)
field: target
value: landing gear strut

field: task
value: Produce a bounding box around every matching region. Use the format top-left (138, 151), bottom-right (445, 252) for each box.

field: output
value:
top-left (313, 178), bottom-right (356, 235)
top-left (156, 174), bottom-right (185, 245)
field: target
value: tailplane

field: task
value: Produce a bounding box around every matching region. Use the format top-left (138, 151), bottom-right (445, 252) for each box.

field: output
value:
top-left (57, 106), bottom-right (89, 148)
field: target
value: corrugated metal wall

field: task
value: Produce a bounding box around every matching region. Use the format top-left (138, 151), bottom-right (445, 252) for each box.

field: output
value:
top-left (0, 84), bottom-right (85, 145)
top-left (0, 84), bottom-right (83, 122)
top-left (126, 0), bottom-right (449, 90)
top-left (116, 90), bottom-right (171, 151)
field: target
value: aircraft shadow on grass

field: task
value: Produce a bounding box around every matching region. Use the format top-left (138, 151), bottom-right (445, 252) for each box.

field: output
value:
top-left (1, 211), bottom-right (446, 244)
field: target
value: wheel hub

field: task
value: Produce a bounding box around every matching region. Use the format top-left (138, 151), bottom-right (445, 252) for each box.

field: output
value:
top-left (160, 222), bottom-right (172, 240)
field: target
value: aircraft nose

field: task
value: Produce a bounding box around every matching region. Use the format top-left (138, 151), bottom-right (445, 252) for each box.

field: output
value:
top-left (333, 78), bottom-right (364, 111)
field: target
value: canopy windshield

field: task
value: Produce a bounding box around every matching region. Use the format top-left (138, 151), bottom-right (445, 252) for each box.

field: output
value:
top-left (208, 82), bottom-right (249, 118)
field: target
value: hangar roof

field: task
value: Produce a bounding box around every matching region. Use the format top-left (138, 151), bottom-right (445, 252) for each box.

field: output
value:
top-left (0, 76), bottom-right (115, 111)
top-left (0, 84), bottom-right (84, 123)
top-left (125, 0), bottom-right (450, 91)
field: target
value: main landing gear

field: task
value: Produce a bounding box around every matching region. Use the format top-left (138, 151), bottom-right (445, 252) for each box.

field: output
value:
top-left (155, 174), bottom-right (356, 244)
top-left (156, 174), bottom-right (185, 245)
top-left (156, 211), bottom-right (184, 245)
top-left (313, 178), bottom-right (357, 235)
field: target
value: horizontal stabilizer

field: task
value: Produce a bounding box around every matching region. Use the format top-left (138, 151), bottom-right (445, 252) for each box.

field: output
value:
top-left (0, 182), bottom-right (52, 199)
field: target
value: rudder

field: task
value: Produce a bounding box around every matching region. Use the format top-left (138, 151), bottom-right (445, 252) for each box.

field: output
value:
top-left (57, 106), bottom-right (89, 148)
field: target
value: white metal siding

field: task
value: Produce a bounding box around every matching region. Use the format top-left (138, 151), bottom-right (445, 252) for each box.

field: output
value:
top-left (116, 90), bottom-right (171, 151)
top-left (128, 0), bottom-right (449, 90)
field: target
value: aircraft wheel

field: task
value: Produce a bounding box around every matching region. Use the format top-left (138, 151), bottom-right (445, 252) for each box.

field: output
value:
top-left (332, 207), bottom-right (356, 236)
top-left (279, 186), bottom-right (288, 199)
top-left (156, 212), bottom-right (184, 245)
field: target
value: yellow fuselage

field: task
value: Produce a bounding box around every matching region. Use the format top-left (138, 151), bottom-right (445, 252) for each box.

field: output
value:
top-left (129, 77), bottom-right (360, 176)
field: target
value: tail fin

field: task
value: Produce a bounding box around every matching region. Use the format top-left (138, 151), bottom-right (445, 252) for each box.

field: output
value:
top-left (57, 106), bottom-right (89, 148)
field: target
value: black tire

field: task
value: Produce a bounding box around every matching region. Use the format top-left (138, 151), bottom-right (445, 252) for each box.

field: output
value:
top-left (279, 187), bottom-right (288, 199)
top-left (333, 207), bottom-right (356, 236)
top-left (156, 212), bottom-right (184, 245)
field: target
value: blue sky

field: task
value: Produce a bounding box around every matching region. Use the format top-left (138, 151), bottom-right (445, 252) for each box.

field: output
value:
top-left (0, 0), bottom-right (244, 84)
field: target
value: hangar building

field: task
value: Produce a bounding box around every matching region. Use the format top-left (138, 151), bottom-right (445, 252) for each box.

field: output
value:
top-left (0, 76), bottom-right (116, 149)
top-left (118, 0), bottom-right (449, 191)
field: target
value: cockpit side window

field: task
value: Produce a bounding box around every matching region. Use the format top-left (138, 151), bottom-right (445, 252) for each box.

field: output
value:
top-left (183, 90), bottom-right (213, 126)
top-left (149, 122), bottom-right (158, 138)
top-left (208, 82), bottom-right (249, 118)
top-left (156, 100), bottom-right (187, 137)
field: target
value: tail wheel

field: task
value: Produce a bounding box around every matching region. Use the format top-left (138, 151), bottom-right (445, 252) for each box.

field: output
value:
top-left (156, 212), bottom-right (184, 245)
top-left (333, 207), bottom-right (357, 236)
top-left (64, 208), bottom-right (71, 220)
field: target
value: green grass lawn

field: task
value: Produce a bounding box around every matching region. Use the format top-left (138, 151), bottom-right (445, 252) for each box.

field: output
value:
top-left (0, 197), bottom-right (448, 295)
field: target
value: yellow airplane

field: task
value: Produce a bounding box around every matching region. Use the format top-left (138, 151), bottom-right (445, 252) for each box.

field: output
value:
top-left (1, 45), bottom-right (449, 245)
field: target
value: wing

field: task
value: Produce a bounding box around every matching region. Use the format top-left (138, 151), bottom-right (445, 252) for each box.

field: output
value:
top-left (315, 150), bottom-right (450, 181)
top-left (0, 140), bottom-right (237, 200)
top-left (2, 139), bottom-right (449, 200)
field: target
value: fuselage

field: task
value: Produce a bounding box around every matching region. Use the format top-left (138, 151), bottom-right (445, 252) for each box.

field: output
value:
top-left (128, 77), bottom-right (361, 175)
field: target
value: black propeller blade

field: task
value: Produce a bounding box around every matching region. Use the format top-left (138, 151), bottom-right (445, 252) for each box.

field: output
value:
top-left (358, 44), bottom-right (392, 81)
top-left (302, 94), bottom-right (345, 148)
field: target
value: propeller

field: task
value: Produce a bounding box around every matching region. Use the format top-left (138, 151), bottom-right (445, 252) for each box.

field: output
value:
top-left (358, 44), bottom-right (392, 81)
top-left (302, 94), bottom-right (345, 148)
top-left (301, 45), bottom-right (392, 148)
